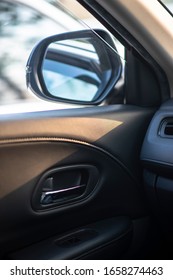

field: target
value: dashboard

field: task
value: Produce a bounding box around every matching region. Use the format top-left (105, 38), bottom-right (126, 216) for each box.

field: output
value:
top-left (141, 99), bottom-right (173, 232)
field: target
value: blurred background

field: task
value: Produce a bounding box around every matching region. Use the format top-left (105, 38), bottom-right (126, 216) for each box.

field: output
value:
top-left (163, 0), bottom-right (173, 10)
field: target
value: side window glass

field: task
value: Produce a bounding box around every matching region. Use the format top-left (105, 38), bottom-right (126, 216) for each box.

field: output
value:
top-left (0, 0), bottom-right (124, 112)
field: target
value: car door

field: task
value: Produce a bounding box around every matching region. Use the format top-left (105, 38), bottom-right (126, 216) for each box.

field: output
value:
top-left (0, 0), bottom-right (169, 260)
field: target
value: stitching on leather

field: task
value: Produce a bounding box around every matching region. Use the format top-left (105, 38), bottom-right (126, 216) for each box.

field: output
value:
top-left (0, 137), bottom-right (90, 146)
top-left (0, 136), bottom-right (141, 188)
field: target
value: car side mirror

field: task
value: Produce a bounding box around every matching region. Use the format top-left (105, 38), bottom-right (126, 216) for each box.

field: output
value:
top-left (26, 29), bottom-right (122, 105)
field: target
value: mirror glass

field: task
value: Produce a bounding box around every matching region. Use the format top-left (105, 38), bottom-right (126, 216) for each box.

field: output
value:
top-left (41, 36), bottom-right (113, 102)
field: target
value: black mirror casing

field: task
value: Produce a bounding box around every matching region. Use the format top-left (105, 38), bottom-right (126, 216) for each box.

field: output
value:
top-left (26, 29), bottom-right (122, 105)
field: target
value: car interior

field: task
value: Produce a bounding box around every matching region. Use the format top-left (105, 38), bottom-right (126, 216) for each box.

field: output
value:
top-left (1, 0), bottom-right (173, 260)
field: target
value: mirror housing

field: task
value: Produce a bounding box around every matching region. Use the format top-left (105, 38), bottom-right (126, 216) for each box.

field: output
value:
top-left (26, 29), bottom-right (122, 105)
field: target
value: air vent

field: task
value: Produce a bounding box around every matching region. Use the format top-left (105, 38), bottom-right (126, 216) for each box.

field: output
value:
top-left (164, 121), bottom-right (173, 135)
top-left (159, 118), bottom-right (173, 137)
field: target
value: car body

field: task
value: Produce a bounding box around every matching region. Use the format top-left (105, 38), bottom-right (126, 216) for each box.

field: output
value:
top-left (1, 0), bottom-right (173, 260)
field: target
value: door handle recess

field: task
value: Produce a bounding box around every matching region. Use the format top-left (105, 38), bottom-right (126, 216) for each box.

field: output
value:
top-left (32, 165), bottom-right (99, 210)
top-left (41, 184), bottom-right (86, 205)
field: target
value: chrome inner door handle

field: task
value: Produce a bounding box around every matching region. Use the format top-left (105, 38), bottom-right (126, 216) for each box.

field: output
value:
top-left (40, 184), bottom-right (86, 205)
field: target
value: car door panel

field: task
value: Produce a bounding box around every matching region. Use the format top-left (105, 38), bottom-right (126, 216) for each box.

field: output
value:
top-left (9, 217), bottom-right (133, 260)
top-left (0, 105), bottom-right (153, 176)
top-left (0, 105), bottom-right (154, 259)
